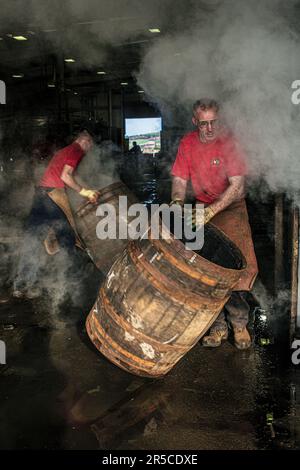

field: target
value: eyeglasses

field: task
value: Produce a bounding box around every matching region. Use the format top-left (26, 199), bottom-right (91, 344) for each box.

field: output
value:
top-left (197, 119), bottom-right (219, 128)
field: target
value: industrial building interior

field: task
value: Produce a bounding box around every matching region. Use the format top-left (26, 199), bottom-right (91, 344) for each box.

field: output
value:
top-left (0, 0), bottom-right (300, 452)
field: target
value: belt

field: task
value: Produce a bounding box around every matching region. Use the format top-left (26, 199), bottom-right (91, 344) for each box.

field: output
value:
top-left (36, 187), bottom-right (56, 194)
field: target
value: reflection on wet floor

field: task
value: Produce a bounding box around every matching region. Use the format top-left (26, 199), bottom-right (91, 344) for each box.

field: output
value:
top-left (0, 164), bottom-right (300, 450)
top-left (1, 292), bottom-right (299, 450)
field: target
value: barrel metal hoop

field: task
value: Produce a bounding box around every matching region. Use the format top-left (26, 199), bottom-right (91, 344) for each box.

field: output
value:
top-left (87, 310), bottom-right (156, 367)
top-left (86, 312), bottom-right (181, 377)
top-left (151, 239), bottom-right (243, 291)
top-left (76, 180), bottom-right (136, 213)
top-left (99, 288), bottom-right (188, 352)
top-left (128, 243), bottom-right (222, 308)
top-left (149, 238), bottom-right (239, 291)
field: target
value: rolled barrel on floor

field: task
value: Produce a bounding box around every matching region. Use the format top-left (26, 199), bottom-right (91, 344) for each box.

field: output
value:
top-left (86, 223), bottom-right (246, 378)
top-left (74, 181), bottom-right (138, 274)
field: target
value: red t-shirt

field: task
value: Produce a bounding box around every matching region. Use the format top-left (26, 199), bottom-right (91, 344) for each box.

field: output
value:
top-left (171, 130), bottom-right (247, 203)
top-left (39, 142), bottom-right (84, 188)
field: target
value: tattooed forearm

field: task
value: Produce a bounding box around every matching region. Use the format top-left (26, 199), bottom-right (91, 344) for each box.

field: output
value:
top-left (209, 176), bottom-right (245, 215)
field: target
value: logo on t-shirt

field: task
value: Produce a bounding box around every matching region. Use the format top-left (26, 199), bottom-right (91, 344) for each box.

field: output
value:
top-left (211, 157), bottom-right (221, 166)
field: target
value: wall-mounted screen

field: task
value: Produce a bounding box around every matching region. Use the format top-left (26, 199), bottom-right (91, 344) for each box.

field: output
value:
top-left (125, 117), bottom-right (162, 154)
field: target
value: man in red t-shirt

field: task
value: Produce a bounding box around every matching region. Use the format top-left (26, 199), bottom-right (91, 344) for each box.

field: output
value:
top-left (171, 98), bottom-right (258, 349)
top-left (13, 130), bottom-right (100, 299)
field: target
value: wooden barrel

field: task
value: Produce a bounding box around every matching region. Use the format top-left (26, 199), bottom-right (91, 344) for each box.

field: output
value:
top-left (74, 181), bottom-right (138, 274)
top-left (86, 223), bottom-right (246, 378)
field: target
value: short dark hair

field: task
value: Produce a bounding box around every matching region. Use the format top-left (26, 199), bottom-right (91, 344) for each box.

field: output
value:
top-left (78, 127), bottom-right (94, 138)
top-left (192, 98), bottom-right (219, 115)
top-left (76, 130), bottom-right (94, 143)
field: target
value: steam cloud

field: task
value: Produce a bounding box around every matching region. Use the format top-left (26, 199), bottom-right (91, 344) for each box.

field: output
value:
top-left (137, 0), bottom-right (300, 196)
top-left (0, 0), bottom-right (175, 68)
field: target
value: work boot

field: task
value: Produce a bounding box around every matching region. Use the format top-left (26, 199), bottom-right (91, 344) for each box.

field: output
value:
top-left (0, 291), bottom-right (10, 303)
top-left (202, 323), bottom-right (228, 347)
top-left (233, 326), bottom-right (251, 350)
top-left (12, 286), bottom-right (42, 300)
top-left (44, 228), bottom-right (60, 256)
top-left (12, 288), bottom-right (25, 299)
top-left (24, 287), bottom-right (42, 300)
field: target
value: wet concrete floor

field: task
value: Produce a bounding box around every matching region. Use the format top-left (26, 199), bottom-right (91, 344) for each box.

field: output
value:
top-left (0, 285), bottom-right (300, 450)
top-left (0, 162), bottom-right (300, 450)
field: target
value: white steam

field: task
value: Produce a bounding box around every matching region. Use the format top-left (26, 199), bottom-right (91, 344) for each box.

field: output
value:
top-left (137, 0), bottom-right (300, 195)
top-left (4, 0), bottom-right (176, 68)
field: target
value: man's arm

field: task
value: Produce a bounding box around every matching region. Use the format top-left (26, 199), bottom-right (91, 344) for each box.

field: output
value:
top-left (61, 164), bottom-right (99, 203)
top-left (171, 176), bottom-right (188, 204)
top-left (209, 175), bottom-right (245, 216)
top-left (61, 164), bottom-right (82, 193)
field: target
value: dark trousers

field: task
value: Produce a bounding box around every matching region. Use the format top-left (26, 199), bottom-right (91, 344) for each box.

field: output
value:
top-left (214, 291), bottom-right (250, 329)
top-left (14, 189), bottom-right (76, 290)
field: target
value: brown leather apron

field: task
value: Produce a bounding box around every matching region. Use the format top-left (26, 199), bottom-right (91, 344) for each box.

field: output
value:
top-left (208, 199), bottom-right (258, 291)
top-left (44, 188), bottom-right (84, 255)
